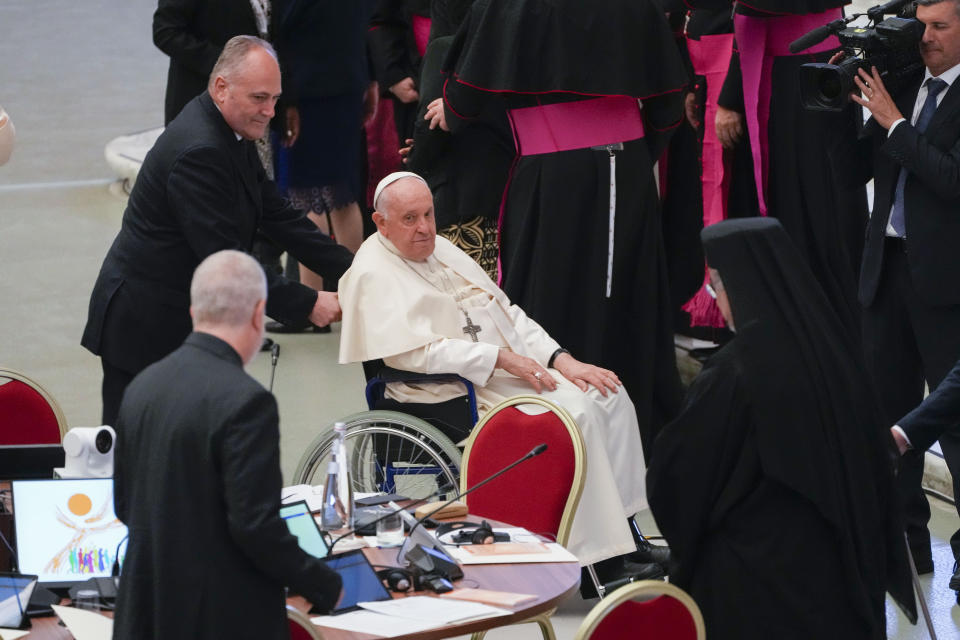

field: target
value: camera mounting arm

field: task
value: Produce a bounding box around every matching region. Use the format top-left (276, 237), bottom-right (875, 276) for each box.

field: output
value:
top-left (789, 17), bottom-right (856, 53)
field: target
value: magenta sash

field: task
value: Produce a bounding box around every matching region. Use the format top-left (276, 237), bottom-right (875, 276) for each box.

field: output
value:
top-left (498, 96), bottom-right (645, 288)
top-left (506, 96), bottom-right (645, 157)
top-left (734, 10), bottom-right (841, 215)
top-left (683, 33), bottom-right (736, 328)
top-left (412, 14), bottom-right (431, 58)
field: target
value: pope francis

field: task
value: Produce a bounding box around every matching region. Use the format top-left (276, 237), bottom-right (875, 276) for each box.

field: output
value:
top-left (339, 172), bottom-right (654, 569)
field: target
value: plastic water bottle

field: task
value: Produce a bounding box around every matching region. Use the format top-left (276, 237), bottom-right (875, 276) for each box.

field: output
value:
top-left (320, 422), bottom-right (353, 533)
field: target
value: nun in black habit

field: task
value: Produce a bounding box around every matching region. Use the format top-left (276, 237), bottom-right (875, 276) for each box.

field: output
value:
top-left (647, 218), bottom-right (916, 638)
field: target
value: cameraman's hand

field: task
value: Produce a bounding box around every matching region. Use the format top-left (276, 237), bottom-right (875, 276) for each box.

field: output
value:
top-left (851, 66), bottom-right (903, 130)
top-left (715, 106), bottom-right (745, 149)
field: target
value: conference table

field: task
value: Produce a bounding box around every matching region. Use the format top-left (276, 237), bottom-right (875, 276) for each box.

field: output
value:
top-left (19, 525), bottom-right (581, 640)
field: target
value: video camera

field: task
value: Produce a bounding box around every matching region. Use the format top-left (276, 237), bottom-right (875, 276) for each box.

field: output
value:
top-left (792, 0), bottom-right (925, 111)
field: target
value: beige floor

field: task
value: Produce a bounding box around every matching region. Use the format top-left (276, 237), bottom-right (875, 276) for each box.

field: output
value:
top-left (2, 0), bottom-right (959, 637)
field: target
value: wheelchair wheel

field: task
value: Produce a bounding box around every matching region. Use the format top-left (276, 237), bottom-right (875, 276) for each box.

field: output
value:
top-left (292, 411), bottom-right (462, 500)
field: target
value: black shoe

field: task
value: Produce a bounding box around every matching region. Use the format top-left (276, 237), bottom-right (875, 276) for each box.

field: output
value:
top-left (580, 555), bottom-right (665, 598)
top-left (949, 560), bottom-right (960, 591)
top-left (265, 320), bottom-right (331, 334)
top-left (260, 337), bottom-right (275, 352)
top-left (627, 539), bottom-right (672, 568)
top-left (621, 559), bottom-right (666, 581)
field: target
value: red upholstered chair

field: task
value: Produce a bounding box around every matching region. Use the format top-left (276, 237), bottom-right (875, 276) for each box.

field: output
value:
top-left (287, 605), bottom-right (325, 640)
top-left (460, 395), bottom-right (587, 640)
top-left (574, 581), bottom-right (705, 640)
top-left (0, 368), bottom-right (66, 444)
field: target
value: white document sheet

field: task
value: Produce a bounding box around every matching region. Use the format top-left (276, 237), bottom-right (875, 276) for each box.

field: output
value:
top-left (359, 596), bottom-right (511, 624)
top-left (0, 628), bottom-right (30, 640)
top-left (310, 610), bottom-right (444, 637)
top-left (51, 605), bottom-right (113, 640)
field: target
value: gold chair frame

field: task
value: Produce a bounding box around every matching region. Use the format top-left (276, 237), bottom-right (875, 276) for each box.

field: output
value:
top-left (0, 366), bottom-right (67, 440)
top-left (287, 604), bottom-right (325, 640)
top-left (573, 580), bottom-right (706, 640)
top-left (460, 394), bottom-right (588, 640)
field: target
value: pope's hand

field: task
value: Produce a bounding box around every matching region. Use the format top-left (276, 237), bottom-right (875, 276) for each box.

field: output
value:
top-left (309, 291), bottom-right (341, 327)
top-left (496, 349), bottom-right (557, 394)
top-left (553, 352), bottom-right (621, 397)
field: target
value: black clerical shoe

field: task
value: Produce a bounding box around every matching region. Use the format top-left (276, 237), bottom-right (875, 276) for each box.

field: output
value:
top-left (627, 538), bottom-right (672, 569)
top-left (580, 556), bottom-right (665, 598)
top-left (621, 559), bottom-right (666, 581)
top-left (265, 320), bottom-right (332, 334)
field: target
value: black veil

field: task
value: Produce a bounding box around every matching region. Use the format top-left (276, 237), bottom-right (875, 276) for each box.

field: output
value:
top-left (702, 217), bottom-right (916, 628)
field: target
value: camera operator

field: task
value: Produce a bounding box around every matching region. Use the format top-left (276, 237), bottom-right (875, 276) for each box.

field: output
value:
top-left (833, 0), bottom-right (960, 598)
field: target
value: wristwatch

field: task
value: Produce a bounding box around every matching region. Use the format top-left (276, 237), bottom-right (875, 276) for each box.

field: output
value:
top-left (548, 348), bottom-right (570, 369)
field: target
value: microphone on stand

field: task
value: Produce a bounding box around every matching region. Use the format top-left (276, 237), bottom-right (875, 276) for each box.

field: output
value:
top-left (268, 342), bottom-right (280, 393)
top-left (406, 444), bottom-right (548, 541)
top-left (326, 443), bottom-right (549, 554)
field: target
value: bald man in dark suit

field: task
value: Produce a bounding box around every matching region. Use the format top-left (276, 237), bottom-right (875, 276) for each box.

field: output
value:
top-left (82, 36), bottom-right (353, 424)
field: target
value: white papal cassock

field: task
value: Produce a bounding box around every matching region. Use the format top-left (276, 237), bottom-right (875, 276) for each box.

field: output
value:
top-left (338, 233), bottom-right (646, 565)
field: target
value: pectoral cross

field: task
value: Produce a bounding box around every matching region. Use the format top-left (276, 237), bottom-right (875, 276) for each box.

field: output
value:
top-left (462, 313), bottom-right (482, 342)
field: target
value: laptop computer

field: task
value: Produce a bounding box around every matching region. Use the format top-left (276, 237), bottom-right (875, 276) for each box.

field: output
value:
top-left (279, 500), bottom-right (329, 559)
top-left (322, 548), bottom-right (393, 614)
top-left (0, 572), bottom-right (37, 628)
top-left (10, 478), bottom-right (128, 589)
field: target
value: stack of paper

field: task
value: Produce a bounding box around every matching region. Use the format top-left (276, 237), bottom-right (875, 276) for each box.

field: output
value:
top-left (311, 596), bottom-right (511, 638)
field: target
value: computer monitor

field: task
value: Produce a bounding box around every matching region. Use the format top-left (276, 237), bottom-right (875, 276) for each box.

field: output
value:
top-left (279, 500), bottom-right (329, 559)
top-left (11, 478), bottom-right (127, 588)
top-left (0, 572), bottom-right (37, 628)
top-left (0, 444), bottom-right (64, 479)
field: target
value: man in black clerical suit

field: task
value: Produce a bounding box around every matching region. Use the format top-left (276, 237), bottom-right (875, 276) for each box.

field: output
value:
top-left (82, 36), bottom-right (353, 425)
top-left (833, 0), bottom-right (960, 581)
top-left (112, 250), bottom-right (341, 639)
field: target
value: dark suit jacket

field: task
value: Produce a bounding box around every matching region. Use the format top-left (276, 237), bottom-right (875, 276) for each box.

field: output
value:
top-left (81, 92), bottom-right (353, 375)
top-left (153, 0), bottom-right (260, 125)
top-left (848, 72), bottom-right (960, 308)
top-left (112, 332), bottom-right (341, 639)
top-left (900, 356), bottom-right (960, 451)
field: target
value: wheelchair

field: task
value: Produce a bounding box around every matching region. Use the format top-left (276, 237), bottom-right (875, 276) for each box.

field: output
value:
top-left (291, 361), bottom-right (479, 501)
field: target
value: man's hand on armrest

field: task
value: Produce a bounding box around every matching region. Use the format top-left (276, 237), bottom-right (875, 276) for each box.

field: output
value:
top-left (309, 291), bottom-right (342, 327)
top-left (496, 349), bottom-right (557, 394)
top-left (552, 352), bottom-right (621, 397)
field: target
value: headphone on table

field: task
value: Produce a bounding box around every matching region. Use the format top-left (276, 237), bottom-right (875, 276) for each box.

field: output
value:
top-left (435, 520), bottom-right (510, 545)
top-left (377, 567), bottom-right (419, 592)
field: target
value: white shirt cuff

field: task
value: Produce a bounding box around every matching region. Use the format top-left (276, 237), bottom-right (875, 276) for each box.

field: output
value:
top-left (887, 118), bottom-right (906, 137)
top-left (891, 425), bottom-right (913, 449)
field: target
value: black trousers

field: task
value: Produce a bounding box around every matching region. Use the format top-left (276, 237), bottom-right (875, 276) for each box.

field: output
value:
top-left (101, 359), bottom-right (136, 426)
top-left (862, 237), bottom-right (960, 559)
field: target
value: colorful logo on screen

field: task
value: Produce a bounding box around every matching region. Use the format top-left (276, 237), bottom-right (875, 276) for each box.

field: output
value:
top-left (44, 491), bottom-right (125, 576)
